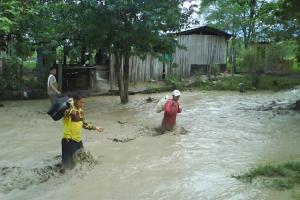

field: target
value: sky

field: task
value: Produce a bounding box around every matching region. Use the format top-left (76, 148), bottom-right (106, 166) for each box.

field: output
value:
top-left (183, 0), bottom-right (205, 27)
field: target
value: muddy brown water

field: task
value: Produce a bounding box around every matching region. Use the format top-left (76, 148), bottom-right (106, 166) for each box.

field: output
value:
top-left (1, 89), bottom-right (300, 200)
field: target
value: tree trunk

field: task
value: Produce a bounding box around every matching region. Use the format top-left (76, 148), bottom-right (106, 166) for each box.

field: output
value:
top-left (123, 53), bottom-right (130, 103)
top-left (36, 48), bottom-right (44, 72)
top-left (207, 65), bottom-right (211, 80)
top-left (36, 48), bottom-right (47, 86)
top-left (19, 62), bottom-right (24, 99)
top-left (81, 46), bottom-right (86, 65)
top-left (63, 47), bottom-right (67, 66)
top-left (0, 52), bottom-right (3, 75)
top-left (251, 63), bottom-right (258, 88)
top-left (109, 54), bottom-right (113, 95)
top-left (115, 53), bottom-right (126, 103)
top-left (231, 38), bottom-right (237, 75)
top-left (207, 45), bottom-right (216, 80)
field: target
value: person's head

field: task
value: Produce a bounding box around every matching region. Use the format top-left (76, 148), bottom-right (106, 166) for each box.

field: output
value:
top-left (172, 90), bottom-right (180, 101)
top-left (49, 67), bottom-right (57, 75)
top-left (72, 91), bottom-right (86, 109)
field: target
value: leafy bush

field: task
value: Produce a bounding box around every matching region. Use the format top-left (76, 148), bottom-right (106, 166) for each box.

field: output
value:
top-left (24, 76), bottom-right (44, 90)
top-left (23, 60), bottom-right (36, 70)
top-left (165, 74), bottom-right (185, 90)
top-left (212, 64), bottom-right (220, 77)
top-left (0, 56), bottom-right (21, 91)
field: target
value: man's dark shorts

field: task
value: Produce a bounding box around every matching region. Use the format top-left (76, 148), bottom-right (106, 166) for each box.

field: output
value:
top-left (61, 138), bottom-right (83, 168)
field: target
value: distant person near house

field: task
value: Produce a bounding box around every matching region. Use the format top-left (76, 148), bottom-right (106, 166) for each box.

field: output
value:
top-left (47, 67), bottom-right (61, 105)
top-left (161, 90), bottom-right (182, 131)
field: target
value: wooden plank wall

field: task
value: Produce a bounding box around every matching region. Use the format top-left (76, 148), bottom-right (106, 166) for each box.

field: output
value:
top-left (110, 54), bottom-right (168, 82)
top-left (172, 35), bottom-right (227, 77)
top-left (109, 35), bottom-right (227, 82)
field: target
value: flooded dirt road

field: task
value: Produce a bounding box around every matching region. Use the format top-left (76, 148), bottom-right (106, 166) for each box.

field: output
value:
top-left (1, 89), bottom-right (300, 200)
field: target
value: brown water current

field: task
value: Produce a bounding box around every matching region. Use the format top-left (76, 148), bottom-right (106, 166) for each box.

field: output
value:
top-left (1, 89), bottom-right (300, 200)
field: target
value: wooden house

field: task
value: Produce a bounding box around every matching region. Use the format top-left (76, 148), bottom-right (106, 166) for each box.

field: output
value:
top-left (108, 26), bottom-right (231, 82)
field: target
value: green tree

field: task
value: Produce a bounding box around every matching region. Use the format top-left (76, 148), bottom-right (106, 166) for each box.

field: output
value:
top-left (200, 0), bottom-right (300, 73)
top-left (105, 0), bottom-right (195, 103)
top-left (0, 0), bottom-right (37, 55)
top-left (0, 0), bottom-right (38, 93)
top-left (276, 0), bottom-right (300, 62)
top-left (26, 0), bottom-right (109, 81)
top-left (201, 0), bottom-right (280, 48)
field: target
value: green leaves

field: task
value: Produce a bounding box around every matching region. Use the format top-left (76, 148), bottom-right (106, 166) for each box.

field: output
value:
top-left (0, 0), bottom-right (194, 63)
top-left (201, 0), bottom-right (299, 44)
top-left (0, 0), bottom-right (20, 34)
top-left (104, 0), bottom-right (192, 56)
top-left (0, 16), bottom-right (14, 33)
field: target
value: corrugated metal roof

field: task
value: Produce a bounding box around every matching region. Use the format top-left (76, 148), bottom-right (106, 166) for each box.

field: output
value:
top-left (177, 26), bottom-right (232, 39)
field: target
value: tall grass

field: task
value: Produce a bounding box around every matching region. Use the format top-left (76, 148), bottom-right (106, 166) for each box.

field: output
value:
top-left (233, 161), bottom-right (300, 191)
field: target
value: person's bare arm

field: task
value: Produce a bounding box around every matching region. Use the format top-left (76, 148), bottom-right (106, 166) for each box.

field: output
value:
top-left (83, 120), bottom-right (104, 133)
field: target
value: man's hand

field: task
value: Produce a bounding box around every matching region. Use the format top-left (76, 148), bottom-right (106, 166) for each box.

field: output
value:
top-left (67, 98), bottom-right (75, 109)
top-left (57, 91), bottom-right (61, 95)
top-left (95, 127), bottom-right (104, 133)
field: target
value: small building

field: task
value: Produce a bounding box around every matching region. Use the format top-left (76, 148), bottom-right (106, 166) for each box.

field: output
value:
top-left (172, 26), bottom-right (232, 77)
top-left (109, 25), bottom-right (232, 82)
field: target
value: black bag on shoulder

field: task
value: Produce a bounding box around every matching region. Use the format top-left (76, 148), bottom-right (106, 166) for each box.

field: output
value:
top-left (47, 96), bottom-right (70, 121)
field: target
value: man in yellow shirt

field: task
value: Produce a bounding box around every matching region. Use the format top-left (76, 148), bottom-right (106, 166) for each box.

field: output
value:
top-left (62, 92), bottom-right (103, 168)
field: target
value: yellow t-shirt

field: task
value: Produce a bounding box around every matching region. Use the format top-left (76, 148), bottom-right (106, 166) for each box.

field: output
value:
top-left (63, 107), bottom-right (96, 142)
top-left (63, 108), bottom-right (84, 142)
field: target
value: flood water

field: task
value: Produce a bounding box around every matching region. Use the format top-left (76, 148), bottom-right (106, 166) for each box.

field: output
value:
top-left (1, 89), bottom-right (300, 200)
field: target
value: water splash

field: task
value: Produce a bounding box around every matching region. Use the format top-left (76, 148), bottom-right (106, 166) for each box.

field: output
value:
top-left (0, 151), bottom-right (98, 194)
top-left (140, 126), bottom-right (189, 136)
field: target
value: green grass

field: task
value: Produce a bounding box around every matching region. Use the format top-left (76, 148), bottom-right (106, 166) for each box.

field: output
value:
top-left (233, 164), bottom-right (287, 183)
top-left (142, 85), bottom-right (173, 94)
top-left (258, 75), bottom-right (300, 90)
top-left (190, 74), bottom-right (300, 91)
top-left (268, 178), bottom-right (294, 190)
top-left (233, 161), bottom-right (300, 191)
top-left (190, 75), bottom-right (252, 91)
top-left (292, 191), bottom-right (300, 200)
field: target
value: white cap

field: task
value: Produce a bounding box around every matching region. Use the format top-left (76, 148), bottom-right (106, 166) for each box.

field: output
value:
top-left (172, 90), bottom-right (181, 97)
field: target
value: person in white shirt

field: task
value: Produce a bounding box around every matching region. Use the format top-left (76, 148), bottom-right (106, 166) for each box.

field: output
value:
top-left (47, 67), bottom-right (61, 105)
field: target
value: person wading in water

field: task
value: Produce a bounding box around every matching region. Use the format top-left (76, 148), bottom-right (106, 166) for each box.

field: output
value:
top-left (161, 90), bottom-right (182, 132)
top-left (62, 92), bottom-right (103, 168)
